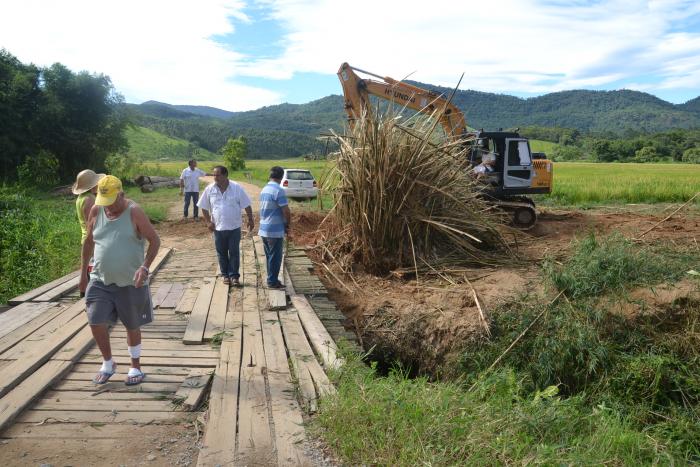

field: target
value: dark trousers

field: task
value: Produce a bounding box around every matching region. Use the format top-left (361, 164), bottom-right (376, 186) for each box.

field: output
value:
top-left (262, 236), bottom-right (284, 286)
top-left (184, 192), bottom-right (199, 218)
top-left (214, 228), bottom-right (241, 278)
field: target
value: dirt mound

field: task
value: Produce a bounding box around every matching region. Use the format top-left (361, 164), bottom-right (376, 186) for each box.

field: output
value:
top-left (605, 279), bottom-right (700, 318)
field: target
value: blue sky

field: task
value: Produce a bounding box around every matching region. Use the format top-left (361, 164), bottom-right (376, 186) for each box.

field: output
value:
top-left (1, 0), bottom-right (699, 111)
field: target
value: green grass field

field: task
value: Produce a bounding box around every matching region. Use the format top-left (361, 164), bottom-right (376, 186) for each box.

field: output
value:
top-left (126, 126), bottom-right (217, 161)
top-left (143, 158), bottom-right (699, 206)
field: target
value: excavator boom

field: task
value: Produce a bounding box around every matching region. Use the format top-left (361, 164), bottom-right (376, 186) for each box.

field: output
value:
top-left (337, 62), bottom-right (468, 139)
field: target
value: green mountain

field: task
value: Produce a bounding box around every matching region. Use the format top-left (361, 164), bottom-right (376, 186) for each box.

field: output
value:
top-left (128, 87), bottom-right (700, 159)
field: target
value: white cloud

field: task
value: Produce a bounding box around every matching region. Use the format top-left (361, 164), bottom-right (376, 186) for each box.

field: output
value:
top-left (0, 0), bottom-right (280, 110)
top-left (1, 0), bottom-right (698, 108)
top-left (239, 0), bottom-right (700, 99)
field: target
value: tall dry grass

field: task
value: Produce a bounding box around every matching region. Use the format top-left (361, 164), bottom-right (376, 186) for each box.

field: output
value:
top-left (321, 110), bottom-right (513, 275)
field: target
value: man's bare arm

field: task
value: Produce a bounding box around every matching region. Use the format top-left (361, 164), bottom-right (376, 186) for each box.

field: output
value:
top-left (79, 205), bottom-right (99, 293)
top-left (131, 204), bottom-right (160, 287)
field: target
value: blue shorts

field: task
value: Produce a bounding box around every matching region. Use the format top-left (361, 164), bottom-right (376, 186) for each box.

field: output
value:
top-left (85, 280), bottom-right (153, 329)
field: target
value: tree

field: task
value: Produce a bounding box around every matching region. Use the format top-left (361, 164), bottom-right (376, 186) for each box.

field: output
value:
top-left (220, 136), bottom-right (247, 171)
top-left (682, 147), bottom-right (700, 164)
top-left (634, 146), bottom-right (660, 162)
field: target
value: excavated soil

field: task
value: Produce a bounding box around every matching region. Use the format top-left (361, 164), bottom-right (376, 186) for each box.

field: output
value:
top-left (291, 206), bottom-right (700, 374)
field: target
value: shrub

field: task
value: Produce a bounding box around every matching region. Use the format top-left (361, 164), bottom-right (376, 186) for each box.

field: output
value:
top-left (682, 147), bottom-right (700, 163)
top-left (17, 150), bottom-right (60, 188)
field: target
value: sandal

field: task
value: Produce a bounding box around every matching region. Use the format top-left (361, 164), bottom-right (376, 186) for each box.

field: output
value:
top-left (92, 363), bottom-right (117, 385)
top-left (125, 368), bottom-right (146, 386)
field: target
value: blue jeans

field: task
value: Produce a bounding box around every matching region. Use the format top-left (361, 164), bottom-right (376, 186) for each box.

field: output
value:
top-left (214, 229), bottom-right (241, 278)
top-left (262, 236), bottom-right (284, 286)
top-left (184, 192), bottom-right (199, 218)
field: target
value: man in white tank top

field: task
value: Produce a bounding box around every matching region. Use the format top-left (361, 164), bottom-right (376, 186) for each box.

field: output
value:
top-left (79, 175), bottom-right (161, 386)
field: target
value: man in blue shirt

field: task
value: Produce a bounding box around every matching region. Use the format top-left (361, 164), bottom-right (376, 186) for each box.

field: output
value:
top-left (258, 166), bottom-right (291, 289)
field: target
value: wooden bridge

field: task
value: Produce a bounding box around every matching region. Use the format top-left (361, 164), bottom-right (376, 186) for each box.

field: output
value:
top-left (0, 236), bottom-right (354, 466)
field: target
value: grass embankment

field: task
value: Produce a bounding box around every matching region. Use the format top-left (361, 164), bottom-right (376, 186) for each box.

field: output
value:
top-left (314, 234), bottom-right (700, 464)
top-left (126, 126), bottom-right (218, 161)
top-left (0, 188), bottom-right (81, 304)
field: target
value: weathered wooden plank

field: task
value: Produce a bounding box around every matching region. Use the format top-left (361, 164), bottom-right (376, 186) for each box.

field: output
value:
top-left (70, 363), bottom-right (193, 375)
top-left (291, 294), bottom-right (341, 370)
top-left (7, 270), bottom-right (80, 305)
top-left (64, 372), bottom-right (185, 383)
top-left (236, 238), bottom-right (274, 464)
top-left (173, 368), bottom-right (213, 411)
top-left (149, 247), bottom-right (172, 277)
top-left (3, 422), bottom-right (192, 439)
top-left (261, 311), bottom-right (310, 466)
top-left (0, 360), bottom-right (72, 432)
top-left (42, 390), bottom-right (172, 401)
top-left (279, 310), bottom-right (335, 412)
top-left (15, 409), bottom-right (185, 424)
top-left (183, 277), bottom-right (216, 344)
top-left (197, 340), bottom-right (241, 467)
top-left (32, 399), bottom-right (174, 412)
top-left (33, 276), bottom-right (79, 302)
top-left (0, 301), bottom-right (87, 398)
top-left (0, 302), bottom-right (57, 340)
top-left (53, 380), bottom-right (181, 393)
top-left (0, 303), bottom-right (64, 355)
top-left (151, 282), bottom-right (174, 308)
top-left (76, 356), bottom-right (218, 368)
top-left (159, 283), bottom-right (185, 309)
top-left (175, 284), bottom-right (199, 314)
top-left (203, 277), bottom-right (229, 341)
top-left (84, 349), bottom-right (219, 359)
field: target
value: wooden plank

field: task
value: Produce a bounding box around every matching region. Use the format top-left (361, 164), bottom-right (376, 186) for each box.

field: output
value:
top-left (149, 247), bottom-right (172, 277)
top-left (0, 302), bottom-right (57, 340)
top-left (291, 294), bottom-right (341, 370)
top-left (53, 380), bottom-right (181, 393)
top-left (183, 277), bottom-right (216, 344)
top-left (0, 303), bottom-right (64, 355)
top-left (173, 368), bottom-right (213, 411)
top-left (15, 409), bottom-right (185, 424)
top-left (261, 311), bottom-right (310, 466)
top-left (160, 283), bottom-right (185, 309)
top-left (151, 282), bottom-right (174, 308)
top-left (0, 301), bottom-right (87, 398)
top-left (64, 373), bottom-right (186, 383)
top-left (203, 277), bottom-right (229, 341)
top-left (52, 326), bottom-right (96, 362)
top-left (32, 399), bottom-right (174, 412)
top-left (33, 276), bottom-right (79, 302)
top-left (175, 285), bottom-right (199, 314)
top-left (76, 356), bottom-right (218, 368)
top-left (236, 238), bottom-right (273, 465)
top-left (3, 422), bottom-right (192, 439)
top-left (70, 363), bottom-right (193, 375)
top-left (84, 349), bottom-right (219, 359)
top-left (197, 340), bottom-right (242, 467)
top-left (279, 310), bottom-right (336, 412)
top-left (42, 390), bottom-right (173, 401)
top-left (0, 360), bottom-right (72, 432)
top-left (7, 270), bottom-right (80, 305)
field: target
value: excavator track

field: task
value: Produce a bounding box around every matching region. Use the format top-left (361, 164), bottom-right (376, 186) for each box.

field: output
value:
top-left (483, 195), bottom-right (537, 229)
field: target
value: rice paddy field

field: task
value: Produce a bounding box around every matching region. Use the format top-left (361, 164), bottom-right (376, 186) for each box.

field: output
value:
top-left (141, 159), bottom-right (700, 206)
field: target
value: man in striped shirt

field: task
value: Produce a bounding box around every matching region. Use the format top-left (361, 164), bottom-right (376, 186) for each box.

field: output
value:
top-left (258, 166), bottom-right (291, 289)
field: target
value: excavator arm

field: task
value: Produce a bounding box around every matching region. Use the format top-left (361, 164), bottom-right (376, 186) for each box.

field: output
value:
top-left (337, 62), bottom-right (468, 139)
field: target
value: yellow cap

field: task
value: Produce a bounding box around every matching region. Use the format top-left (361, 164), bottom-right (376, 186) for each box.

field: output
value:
top-left (95, 175), bottom-right (122, 206)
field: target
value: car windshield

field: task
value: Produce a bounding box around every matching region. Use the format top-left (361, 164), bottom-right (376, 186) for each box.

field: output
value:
top-left (285, 171), bottom-right (314, 181)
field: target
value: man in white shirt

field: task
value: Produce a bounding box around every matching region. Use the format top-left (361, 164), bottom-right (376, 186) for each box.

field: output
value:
top-left (197, 165), bottom-right (255, 286)
top-left (179, 159), bottom-right (206, 220)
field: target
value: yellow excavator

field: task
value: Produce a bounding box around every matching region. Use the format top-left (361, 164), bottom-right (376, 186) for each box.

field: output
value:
top-left (337, 62), bottom-right (553, 228)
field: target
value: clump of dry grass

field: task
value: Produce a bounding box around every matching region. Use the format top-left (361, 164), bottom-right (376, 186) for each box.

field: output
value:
top-left (320, 110), bottom-right (513, 276)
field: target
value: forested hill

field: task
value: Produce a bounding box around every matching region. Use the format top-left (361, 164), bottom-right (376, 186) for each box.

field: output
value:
top-left (129, 87), bottom-right (700, 159)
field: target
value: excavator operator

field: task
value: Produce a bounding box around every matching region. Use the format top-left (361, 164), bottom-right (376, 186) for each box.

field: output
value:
top-left (472, 152), bottom-right (497, 182)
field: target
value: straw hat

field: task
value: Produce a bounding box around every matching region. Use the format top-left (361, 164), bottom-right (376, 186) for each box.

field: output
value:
top-left (72, 169), bottom-right (106, 195)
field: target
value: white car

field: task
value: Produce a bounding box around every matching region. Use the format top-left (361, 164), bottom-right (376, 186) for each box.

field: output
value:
top-left (281, 169), bottom-right (318, 200)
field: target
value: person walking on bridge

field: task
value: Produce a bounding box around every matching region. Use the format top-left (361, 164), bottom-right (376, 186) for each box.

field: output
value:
top-left (79, 175), bottom-right (161, 385)
top-left (198, 165), bottom-right (254, 287)
top-left (258, 166), bottom-right (291, 289)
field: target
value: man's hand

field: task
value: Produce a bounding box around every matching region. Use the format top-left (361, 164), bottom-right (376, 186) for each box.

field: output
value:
top-left (207, 221), bottom-right (215, 232)
top-left (133, 266), bottom-right (149, 288)
top-left (247, 218), bottom-right (255, 234)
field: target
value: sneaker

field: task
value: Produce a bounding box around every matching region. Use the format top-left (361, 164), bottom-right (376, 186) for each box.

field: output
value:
top-left (267, 282), bottom-right (285, 290)
top-left (231, 278), bottom-right (241, 287)
top-left (223, 277), bottom-right (231, 286)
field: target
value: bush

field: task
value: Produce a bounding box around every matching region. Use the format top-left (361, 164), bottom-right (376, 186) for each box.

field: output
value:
top-left (551, 144), bottom-right (585, 161)
top-left (105, 152), bottom-right (143, 181)
top-left (682, 147), bottom-right (700, 163)
top-left (17, 150), bottom-right (60, 188)
top-left (221, 137), bottom-right (247, 171)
